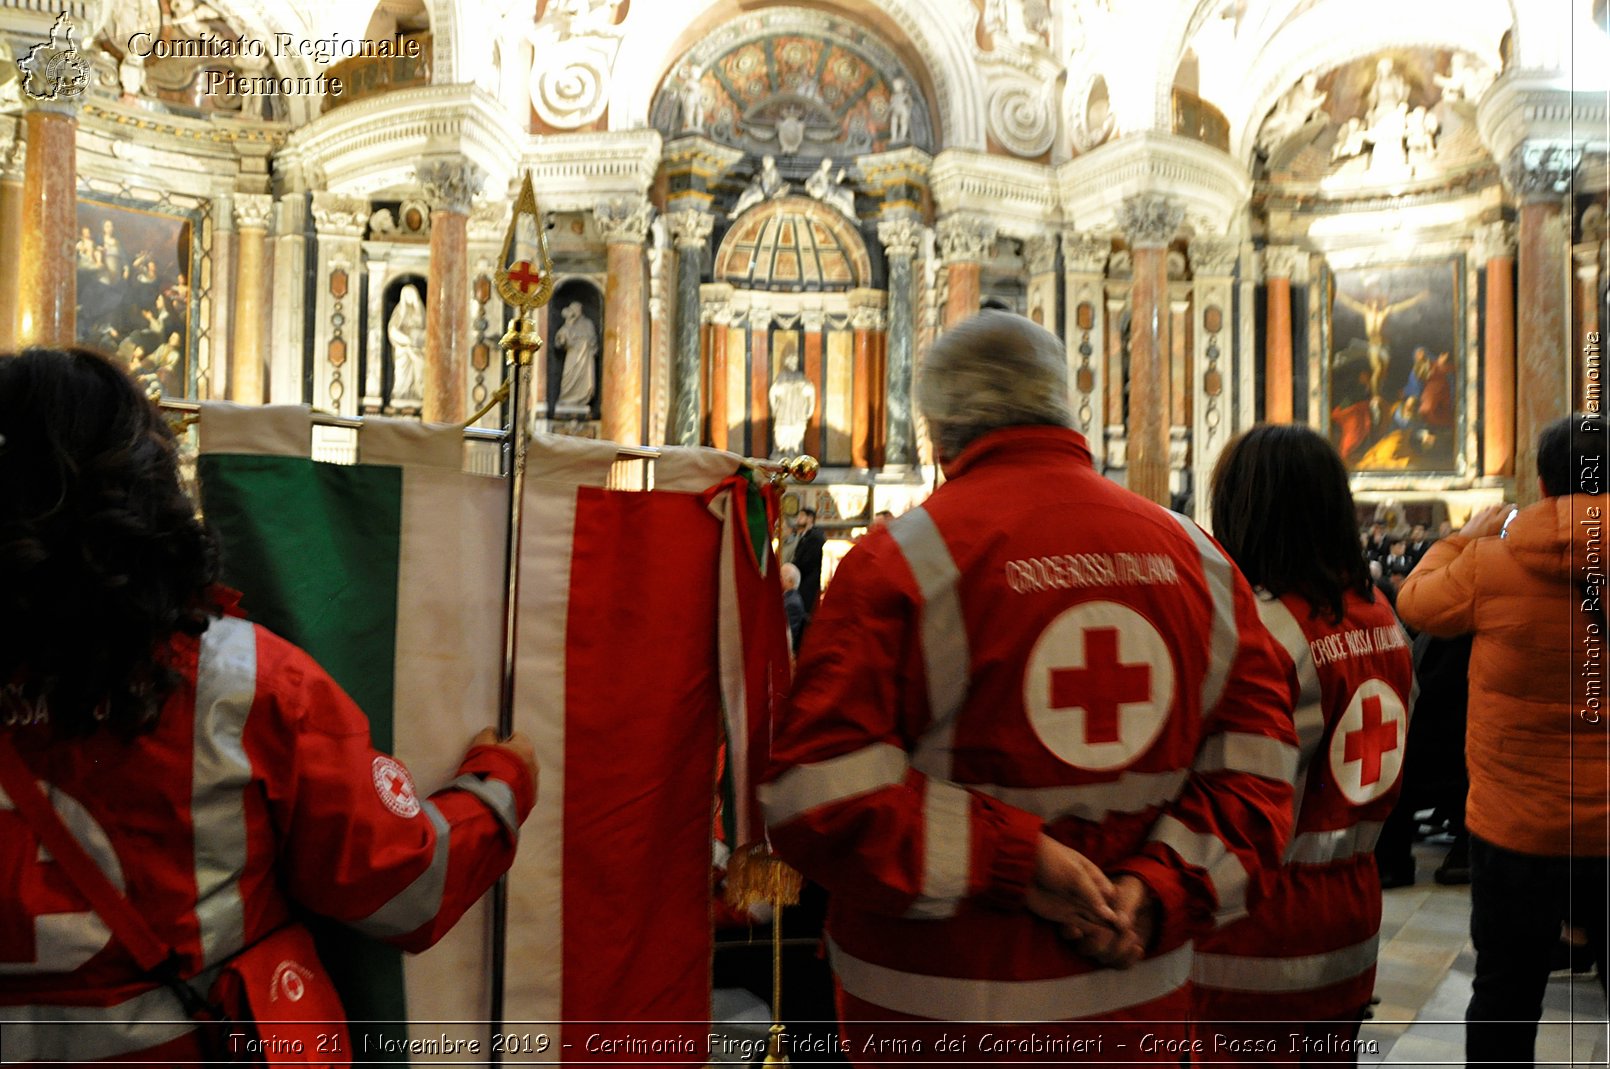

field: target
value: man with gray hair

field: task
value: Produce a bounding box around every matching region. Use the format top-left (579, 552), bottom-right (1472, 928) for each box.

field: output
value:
top-left (760, 312), bottom-right (1295, 1056)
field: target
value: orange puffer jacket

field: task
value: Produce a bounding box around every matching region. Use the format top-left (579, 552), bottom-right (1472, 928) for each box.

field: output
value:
top-left (1397, 495), bottom-right (1608, 856)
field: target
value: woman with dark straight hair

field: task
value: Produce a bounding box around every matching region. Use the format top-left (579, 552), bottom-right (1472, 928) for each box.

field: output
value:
top-left (0, 348), bottom-right (537, 1064)
top-left (1192, 424), bottom-right (1414, 1064)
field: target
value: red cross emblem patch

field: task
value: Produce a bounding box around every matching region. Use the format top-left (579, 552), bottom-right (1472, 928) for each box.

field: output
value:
top-left (1023, 601), bottom-right (1175, 771)
top-left (1328, 679), bottom-right (1408, 805)
top-left (372, 756), bottom-right (421, 819)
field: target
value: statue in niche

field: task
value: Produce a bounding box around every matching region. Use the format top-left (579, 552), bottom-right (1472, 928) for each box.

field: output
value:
top-left (888, 78), bottom-right (912, 145)
top-left (388, 285), bottom-right (427, 405)
top-left (729, 155), bottom-right (788, 219)
top-left (1256, 72), bottom-right (1328, 157)
top-left (768, 345), bottom-right (816, 458)
top-left (805, 158), bottom-right (856, 220)
top-left (554, 301), bottom-right (598, 411)
top-left (678, 64), bottom-right (706, 133)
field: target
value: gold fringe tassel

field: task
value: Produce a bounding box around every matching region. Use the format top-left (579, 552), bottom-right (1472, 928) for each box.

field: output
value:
top-left (723, 843), bottom-right (802, 911)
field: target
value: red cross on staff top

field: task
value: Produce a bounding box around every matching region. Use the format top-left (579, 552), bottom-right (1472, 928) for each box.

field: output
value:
top-left (1049, 627), bottom-right (1152, 745)
top-left (1343, 694), bottom-right (1400, 786)
top-left (507, 260), bottom-right (544, 294)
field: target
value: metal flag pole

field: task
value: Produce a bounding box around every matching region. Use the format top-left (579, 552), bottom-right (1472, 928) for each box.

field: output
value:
top-left (488, 171), bottom-right (555, 1064)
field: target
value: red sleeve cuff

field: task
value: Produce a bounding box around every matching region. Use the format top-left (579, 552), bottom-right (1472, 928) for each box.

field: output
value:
top-left (1109, 852), bottom-right (1197, 952)
top-left (457, 744), bottom-right (536, 824)
top-left (976, 801), bottom-right (1044, 909)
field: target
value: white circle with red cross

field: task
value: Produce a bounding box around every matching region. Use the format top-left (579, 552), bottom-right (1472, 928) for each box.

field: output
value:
top-left (1023, 601), bottom-right (1175, 771)
top-left (372, 755), bottom-right (421, 819)
top-left (1328, 679), bottom-right (1408, 805)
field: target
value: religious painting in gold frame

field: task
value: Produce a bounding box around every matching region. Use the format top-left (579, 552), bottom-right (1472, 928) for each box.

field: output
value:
top-left (74, 197), bottom-right (196, 398)
top-left (1324, 256), bottom-right (1464, 474)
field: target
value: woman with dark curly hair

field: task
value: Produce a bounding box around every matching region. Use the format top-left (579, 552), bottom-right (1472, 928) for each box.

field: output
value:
top-left (1190, 424), bottom-right (1414, 1064)
top-left (0, 348), bottom-right (537, 1063)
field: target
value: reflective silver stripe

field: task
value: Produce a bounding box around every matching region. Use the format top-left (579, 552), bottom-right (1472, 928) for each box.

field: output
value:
top-left (828, 937), bottom-right (1192, 1021)
top-left (0, 961), bottom-right (225, 1061)
top-left (191, 614), bottom-right (257, 966)
top-left (974, 769), bottom-right (1188, 823)
top-left (1192, 933), bottom-right (1379, 993)
top-left (1285, 821), bottom-right (1384, 865)
top-left (352, 799), bottom-right (451, 938)
top-left (760, 742), bottom-right (908, 827)
top-left (904, 780), bottom-right (972, 920)
top-left (1168, 513), bottom-right (1236, 718)
top-left (450, 773), bottom-right (521, 838)
top-left (1150, 815), bottom-right (1249, 925)
top-left (1194, 731), bottom-right (1299, 784)
top-left (1257, 596), bottom-right (1327, 855)
top-left (887, 507), bottom-right (968, 779)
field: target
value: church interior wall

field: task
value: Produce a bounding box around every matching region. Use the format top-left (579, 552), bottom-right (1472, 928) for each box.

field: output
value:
top-left (1, 0), bottom-right (1601, 532)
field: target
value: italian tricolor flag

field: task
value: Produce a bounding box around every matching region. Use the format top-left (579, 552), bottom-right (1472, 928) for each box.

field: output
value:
top-left (196, 408), bottom-right (788, 1061)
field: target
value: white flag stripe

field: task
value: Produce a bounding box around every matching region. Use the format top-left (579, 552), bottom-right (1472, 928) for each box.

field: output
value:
top-left (197, 402), bottom-right (313, 458)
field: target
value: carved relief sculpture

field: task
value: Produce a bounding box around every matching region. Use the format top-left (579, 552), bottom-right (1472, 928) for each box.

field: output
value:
top-left (1257, 73), bottom-right (1328, 156)
top-left (528, 0), bottom-right (626, 130)
top-left (730, 155), bottom-right (789, 219)
top-left (888, 78), bottom-right (912, 145)
top-left (805, 158), bottom-right (856, 220)
top-left (679, 64), bottom-right (707, 133)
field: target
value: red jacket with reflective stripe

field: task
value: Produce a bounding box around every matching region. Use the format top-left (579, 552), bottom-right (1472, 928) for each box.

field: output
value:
top-left (760, 427), bottom-right (1296, 1021)
top-left (0, 615), bottom-right (533, 1063)
top-left (1193, 589), bottom-right (1413, 1020)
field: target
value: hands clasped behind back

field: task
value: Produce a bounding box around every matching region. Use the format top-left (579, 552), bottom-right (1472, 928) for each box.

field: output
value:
top-left (1025, 834), bottom-right (1155, 969)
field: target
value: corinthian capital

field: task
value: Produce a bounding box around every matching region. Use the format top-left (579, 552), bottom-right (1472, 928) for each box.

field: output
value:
top-left (1118, 194), bottom-right (1184, 249)
top-left (1024, 234), bottom-right (1058, 276)
top-left (666, 208), bottom-right (714, 250)
top-left (1188, 236), bottom-right (1239, 278)
top-left (595, 195), bottom-right (654, 245)
top-left (416, 160), bottom-right (487, 214)
top-left (936, 214), bottom-right (998, 265)
top-left (310, 192), bottom-right (370, 238)
top-left (1474, 220), bottom-right (1517, 263)
top-left (1060, 232), bottom-right (1110, 275)
top-left (232, 193), bottom-right (274, 231)
top-left (1503, 142), bottom-right (1583, 204)
top-left (877, 215), bottom-right (923, 260)
top-left (1263, 245), bottom-right (1304, 281)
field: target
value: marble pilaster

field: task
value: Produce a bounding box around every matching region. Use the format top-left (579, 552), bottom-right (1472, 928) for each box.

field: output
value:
top-left (269, 195), bottom-right (309, 404)
top-left (1061, 232), bottom-right (1110, 465)
top-left (17, 99), bottom-right (79, 347)
top-left (1477, 221), bottom-right (1518, 477)
top-left (1263, 245), bottom-right (1302, 425)
top-left (1188, 236), bottom-right (1239, 525)
top-left (667, 208), bottom-right (714, 447)
top-left (308, 192), bottom-right (369, 416)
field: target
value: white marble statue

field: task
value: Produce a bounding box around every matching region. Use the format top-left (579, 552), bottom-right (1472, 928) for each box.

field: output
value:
top-left (1405, 105), bottom-right (1440, 172)
top-left (1363, 57), bottom-right (1410, 174)
top-left (888, 78), bottom-right (912, 144)
top-left (388, 285), bottom-right (427, 404)
top-left (1433, 53), bottom-right (1495, 105)
top-left (805, 157), bottom-right (856, 219)
top-left (768, 348), bottom-right (816, 457)
top-left (679, 64), bottom-right (706, 133)
top-left (555, 301), bottom-right (598, 409)
top-left (777, 108), bottom-right (806, 156)
top-left (1256, 72), bottom-right (1328, 156)
top-left (730, 155), bottom-right (788, 219)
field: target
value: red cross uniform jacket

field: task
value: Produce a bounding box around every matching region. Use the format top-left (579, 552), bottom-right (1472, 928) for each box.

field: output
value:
top-left (759, 427), bottom-right (1296, 1050)
top-left (1192, 589), bottom-right (1414, 1022)
top-left (0, 614), bottom-right (535, 1063)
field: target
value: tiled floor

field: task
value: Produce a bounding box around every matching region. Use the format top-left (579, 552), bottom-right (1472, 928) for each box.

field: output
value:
top-left (1361, 840), bottom-right (1610, 1067)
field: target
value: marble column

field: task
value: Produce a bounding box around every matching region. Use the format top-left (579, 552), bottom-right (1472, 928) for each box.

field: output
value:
top-left (17, 98), bottom-right (80, 347)
top-left (595, 196), bottom-right (653, 446)
top-left (417, 160), bottom-right (485, 423)
top-left (1477, 221), bottom-right (1518, 477)
top-left (229, 193), bottom-right (273, 404)
top-left (0, 134), bottom-right (25, 352)
top-left (1508, 144), bottom-right (1580, 503)
top-left (878, 215), bottom-right (923, 469)
top-left (1263, 245), bottom-right (1300, 425)
top-left (937, 214), bottom-right (995, 327)
top-left (1120, 194), bottom-right (1184, 505)
top-left (667, 208), bottom-right (714, 447)
top-left (269, 194), bottom-right (309, 404)
top-left (1061, 233), bottom-right (1110, 466)
top-left (747, 300), bottom-right (772, 457)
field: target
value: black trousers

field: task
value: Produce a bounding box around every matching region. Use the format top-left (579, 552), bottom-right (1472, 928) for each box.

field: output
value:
top-left (1466, 835), bottom-right (1608, 1067)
